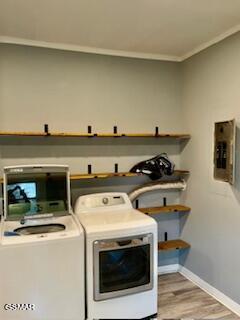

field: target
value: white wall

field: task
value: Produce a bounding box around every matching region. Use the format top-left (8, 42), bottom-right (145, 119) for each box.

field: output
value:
top-left (181, 31), bottom-right (240, 304)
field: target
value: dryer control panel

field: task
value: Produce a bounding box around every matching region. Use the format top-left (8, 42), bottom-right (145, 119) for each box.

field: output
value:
top-left (75, 192), bottom-right (133, 213)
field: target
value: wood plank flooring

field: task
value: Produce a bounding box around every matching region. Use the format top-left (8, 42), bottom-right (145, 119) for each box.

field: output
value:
top-left (158, 273), bottom-right (240, 319)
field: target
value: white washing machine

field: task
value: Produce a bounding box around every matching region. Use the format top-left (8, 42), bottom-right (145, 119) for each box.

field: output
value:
top-left (0, 165), bottom-right (85, 320)
top-left (75, 192), bottom-right (158, 320)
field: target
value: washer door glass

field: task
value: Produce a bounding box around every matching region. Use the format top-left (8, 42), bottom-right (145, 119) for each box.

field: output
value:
top-left (14, 223), bottom-right (65, 235)
top-left (99, 244), bottom-right (150, 294)
top-left (6, 171), bottom-right (68, 219)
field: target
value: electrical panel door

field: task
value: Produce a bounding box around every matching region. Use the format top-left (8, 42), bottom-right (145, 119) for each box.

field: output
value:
top-left (214, 119), bottom-right (236, 184)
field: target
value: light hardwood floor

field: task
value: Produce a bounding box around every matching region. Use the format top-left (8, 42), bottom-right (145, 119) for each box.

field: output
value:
top-left (158, 273), bottom-right (240, 319)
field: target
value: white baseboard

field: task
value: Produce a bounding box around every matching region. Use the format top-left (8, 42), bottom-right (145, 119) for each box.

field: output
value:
top-left (179, 266), bottom-right (240, 317)
top-left (158, 264), bottom-right (180, 275)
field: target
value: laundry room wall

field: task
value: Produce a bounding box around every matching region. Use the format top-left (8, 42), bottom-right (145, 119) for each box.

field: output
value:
top-left (180, 31), bottom-right (240, 303)
top-left (0, 44), bottom-right (183, 172)
top-left (0, 44), bottom-right (183, 132)
top-left (0, 43), bottom-right (185, 266)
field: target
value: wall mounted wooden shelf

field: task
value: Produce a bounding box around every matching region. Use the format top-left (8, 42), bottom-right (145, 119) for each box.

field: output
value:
top-left (70, 170), bottom-right (189, 180)
top-left (0, 170), bottom-right (189, 183)
top-left (139, 205), bottom-right (190, 215)
top-left (158, 239), bottom-right (190, 251)
top-left (0, 131), bottom-right (46, 137)
top-left (70, 172), bottom-right (137, 180)
top-left (0, 131), bottom-right (190, 140)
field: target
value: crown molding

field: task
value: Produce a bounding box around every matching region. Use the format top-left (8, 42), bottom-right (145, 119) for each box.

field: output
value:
top-left (180, 24), bottom-right (240, 61)
top-left (0, 24), bottom-right (240, 62)
top-left (0, 36), bottom-right (181, 62)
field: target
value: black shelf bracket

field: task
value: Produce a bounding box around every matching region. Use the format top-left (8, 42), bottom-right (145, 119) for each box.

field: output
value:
top-left (44, 124), bottom-right (50, 136)
top-left (88, 164), bottom-right (92, 174)
top-left (88, 126), bottom-right (97, 137)
top-left (135, 199), bottom-right (139, 209)
top-left (163, 197), bottom-right (167, 206)
top-left (164, 232), bottom-right (168, 241)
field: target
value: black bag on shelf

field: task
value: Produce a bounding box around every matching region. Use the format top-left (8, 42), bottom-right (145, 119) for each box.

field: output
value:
top-left (129, 153), bottom-right (175, 180)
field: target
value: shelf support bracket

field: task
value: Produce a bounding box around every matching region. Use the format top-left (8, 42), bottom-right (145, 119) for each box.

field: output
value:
top-left (88, 164), bottom-right (92, 174)
top-left (44, 124), bottom-right (50, 136)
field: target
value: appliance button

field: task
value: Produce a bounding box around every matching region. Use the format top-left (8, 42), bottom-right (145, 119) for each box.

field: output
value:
top-left (102, 197), bottom-right (109, 205)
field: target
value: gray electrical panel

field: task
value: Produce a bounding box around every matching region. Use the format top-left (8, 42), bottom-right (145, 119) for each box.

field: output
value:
top-left (214, 119), bottom-right (236, 184)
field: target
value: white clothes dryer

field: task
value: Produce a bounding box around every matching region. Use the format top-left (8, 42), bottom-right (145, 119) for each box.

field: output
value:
top-left (75, 192), bottom-right (158, 320)
top-left (0, 165), bottom-right (85, 320)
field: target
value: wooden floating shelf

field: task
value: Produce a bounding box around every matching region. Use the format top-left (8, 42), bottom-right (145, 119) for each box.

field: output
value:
top-left (70, 172), bottom-right (138, 180)
top-left (139, 205), bottom-right (191, 215)
top-left (49, 133), bottom-right (94, 137)
top-left (0, 170), bottom-right (189, 183)
top-left (0, 131), bottom-right (46, 137)
top-left (0, 131), bottom-right (190, 139)
top-left (70, 170), bottom-right (189, 180)
top-left (158, 239), bottom-right (190, 251)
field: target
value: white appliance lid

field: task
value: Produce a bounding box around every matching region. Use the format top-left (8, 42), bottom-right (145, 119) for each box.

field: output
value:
top-left (74, 192), bottom-right (157, 236)
top-left (3, 165), bottom-right (71, 220)
top-left (77, 208), bottom-right (156, 236)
